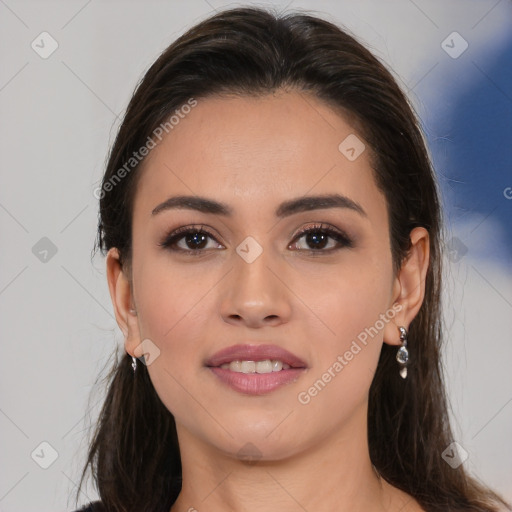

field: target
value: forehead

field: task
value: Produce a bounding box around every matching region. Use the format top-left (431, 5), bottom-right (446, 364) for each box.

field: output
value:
top-left (133, 91), bottom-right (385, 220)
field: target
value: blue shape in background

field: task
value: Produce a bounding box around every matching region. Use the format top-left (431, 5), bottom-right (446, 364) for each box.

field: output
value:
top-left (424, 37), bottom-right (512, 265)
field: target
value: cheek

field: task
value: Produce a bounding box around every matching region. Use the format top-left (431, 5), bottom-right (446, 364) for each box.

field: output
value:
top-left (132, 258), bottom-right (213, 419)
top-left (134, 250), bottom-right (213, 339)
top-left (295, 263), bottom-right (393, 420)
top-left (296, 252), bottom-right (393, 353)
top-left (131, 258), bottom-right (206, 397)
top-left (294, 265), bottom-right (391, 420)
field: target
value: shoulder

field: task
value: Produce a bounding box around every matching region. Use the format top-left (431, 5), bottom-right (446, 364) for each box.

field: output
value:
top-left (71, 501), bottom-right (104, 512)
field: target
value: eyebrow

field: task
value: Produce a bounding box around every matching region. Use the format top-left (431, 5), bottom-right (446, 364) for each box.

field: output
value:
top-left (151, 193), bottom-right (367, 218)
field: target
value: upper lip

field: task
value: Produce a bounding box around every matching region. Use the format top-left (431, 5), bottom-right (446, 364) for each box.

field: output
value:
top-left (205, 344), bottom-right (307, 368)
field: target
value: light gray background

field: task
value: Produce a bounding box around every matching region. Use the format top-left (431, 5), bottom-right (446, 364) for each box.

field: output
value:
top-left (1, 1), bottom-right (511, 511)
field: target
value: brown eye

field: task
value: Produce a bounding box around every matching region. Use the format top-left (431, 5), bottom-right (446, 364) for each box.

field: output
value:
top-left (159, 226), bottom-right (223, 254)
top-left (290, 224), bottom-right (353, 252)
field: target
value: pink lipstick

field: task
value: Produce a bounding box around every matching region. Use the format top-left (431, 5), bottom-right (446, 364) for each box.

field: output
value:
top-left (205, 344), bottom-right (307, 395)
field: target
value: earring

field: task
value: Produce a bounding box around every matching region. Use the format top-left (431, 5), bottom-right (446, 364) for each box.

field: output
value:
top-left (131, 356), bottom-right (138, 373)
top-left (396, 326), bottom-right (409, 379)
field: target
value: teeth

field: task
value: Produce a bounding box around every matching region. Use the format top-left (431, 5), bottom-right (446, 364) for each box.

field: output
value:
top-left (219, 360), bottom-right (291, 373)
top-left (241, 360), bottom-right (256, 373)
top-left (272, 360), bottom-right (282, 372)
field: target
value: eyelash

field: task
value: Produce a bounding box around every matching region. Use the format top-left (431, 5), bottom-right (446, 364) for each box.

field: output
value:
top-left (158, 223), bottom-right (353, 256)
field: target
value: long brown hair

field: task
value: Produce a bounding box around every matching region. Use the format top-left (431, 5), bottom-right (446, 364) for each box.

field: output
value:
top-left (77, 7), bottom-right (511, 512)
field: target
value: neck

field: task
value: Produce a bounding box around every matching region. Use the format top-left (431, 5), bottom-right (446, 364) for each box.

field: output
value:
top-left (170, 402), bottom-right (397, 512)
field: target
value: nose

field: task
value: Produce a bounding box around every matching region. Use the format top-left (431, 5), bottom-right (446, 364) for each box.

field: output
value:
top-left (219, 246), bottom-right (292, 329)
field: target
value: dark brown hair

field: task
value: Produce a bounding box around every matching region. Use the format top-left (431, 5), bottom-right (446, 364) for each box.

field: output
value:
top-left (76, 6), bottom-right (511, 512)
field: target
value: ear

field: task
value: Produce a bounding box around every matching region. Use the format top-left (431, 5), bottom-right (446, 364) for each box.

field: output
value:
top-left (106, 247), bottom-right (141, 357)
top-left (383, 227), bottom-right (430, 346)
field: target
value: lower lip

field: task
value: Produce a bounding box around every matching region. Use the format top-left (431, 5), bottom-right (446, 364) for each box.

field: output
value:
top-left (208, 367), bottom-right (306, 395)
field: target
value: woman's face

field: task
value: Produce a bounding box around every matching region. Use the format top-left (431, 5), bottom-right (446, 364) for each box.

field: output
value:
top-left (123, 91), bottom-right (403, 460)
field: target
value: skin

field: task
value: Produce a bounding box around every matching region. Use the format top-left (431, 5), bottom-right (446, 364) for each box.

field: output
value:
top-left (107, 90), bottom-right (429, 512)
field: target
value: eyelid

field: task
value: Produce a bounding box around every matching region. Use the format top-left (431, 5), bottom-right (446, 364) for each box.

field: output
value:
top-left (159, 222), bottom-right (353, 253)
top-left (289, 222), bottom-right (354, 250)
top-left (158, 224), bottom-right (224, 249)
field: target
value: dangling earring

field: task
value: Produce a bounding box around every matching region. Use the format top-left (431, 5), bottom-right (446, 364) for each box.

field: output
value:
top-left (396, 326), bottom-right (409, 379)
top-left (128, 308), bottom-right (138, 373)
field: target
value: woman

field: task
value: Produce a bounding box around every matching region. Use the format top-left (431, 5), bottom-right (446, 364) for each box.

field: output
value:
top-left (74, 6), bottom-right (511, 512)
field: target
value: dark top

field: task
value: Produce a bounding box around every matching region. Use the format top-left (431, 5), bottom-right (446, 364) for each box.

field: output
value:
top-left (72, 502), bottom-right (103, 512)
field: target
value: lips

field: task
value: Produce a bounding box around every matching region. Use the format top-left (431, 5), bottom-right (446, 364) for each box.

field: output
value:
top-left (205, 343), bottom-right (307, 395)
top-left (205, 344), bottom-right (307, 369)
